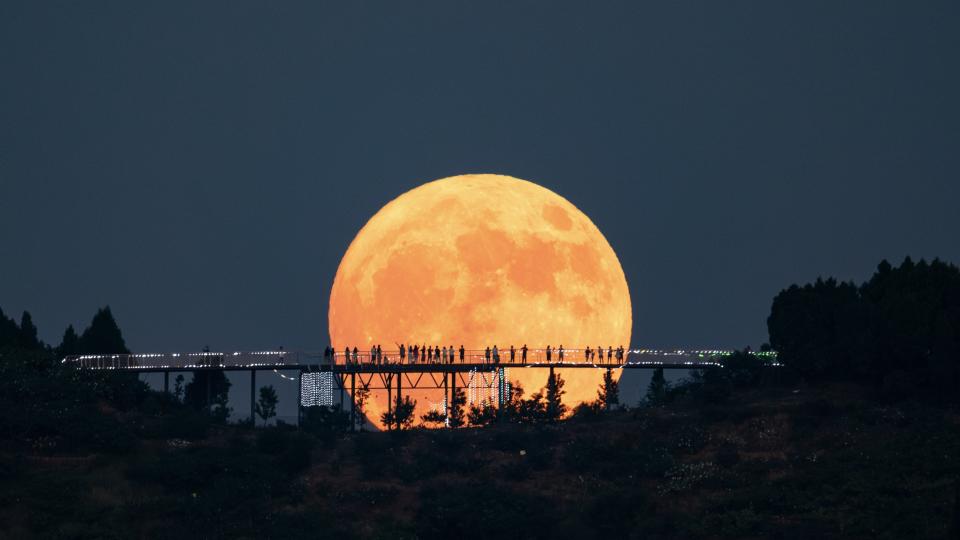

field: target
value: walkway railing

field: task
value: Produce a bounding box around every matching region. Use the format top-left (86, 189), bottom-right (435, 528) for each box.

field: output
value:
top-left (63, 349), bottom-right (777, 371)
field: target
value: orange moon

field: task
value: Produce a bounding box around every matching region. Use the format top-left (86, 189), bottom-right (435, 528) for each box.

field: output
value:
top-left (329, 174), bottom-right (631, 427)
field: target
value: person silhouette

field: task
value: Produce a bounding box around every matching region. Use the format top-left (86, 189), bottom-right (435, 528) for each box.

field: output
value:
top-left (546, 345), bottom-right (552, 363)
top-left (449, 345), bottom-right (455, 364)
top-left (434, 346), bottom-right (440, 362)
top-left (585, 346), bottom-right (591, 361)
top-left (521, 344), bottom-right (528, 363)
top-left (459, 345), bottom-right (465, 363)
top-left (343, 347), bottom-right (350, 365)
top-left (485, 346), bottom-right (491, 364)
top-left (607, 346), bottom-right (613, 363)
top-left (493, 345), bottom-right (500, 364)
top-left (399, 343), bottom-right (406, 363)
top-left (510, 345), bottom-right (516, 363)
top-left (559, 345), bottom-right (565, 362)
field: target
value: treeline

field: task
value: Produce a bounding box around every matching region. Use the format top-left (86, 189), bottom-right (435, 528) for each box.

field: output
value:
top-left (0, 305), bottom-right (129, 357)
top-left (768, 257), bottom-right (960, 399)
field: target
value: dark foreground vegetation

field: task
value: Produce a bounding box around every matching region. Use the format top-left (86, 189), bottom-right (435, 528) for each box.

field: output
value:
top-left (1, 257), bottom-right (958, 539)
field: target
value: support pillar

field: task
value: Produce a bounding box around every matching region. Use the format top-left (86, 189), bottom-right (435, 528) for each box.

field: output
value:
top-left (350, 371), bottom-right (356, 431)
top-left (443, 371), bottom-right (449, 426)
top-left (386, 374), bottom-right (393, 430)
top-left (250, 370), bottom-right (256, 426)
top-left (396, 371), bottom-right (402, 431)
top-left (606, 367), bottom-right (613, 411)
top-left (450, 371), bottom-right (457, 428)
top-left (164, 371), bottom-right (169, 394)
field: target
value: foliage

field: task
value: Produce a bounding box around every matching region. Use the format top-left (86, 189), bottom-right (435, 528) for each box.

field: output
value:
top-left (381, 396), bottom-right (417, 430)
top-left (420, 409), bottom-right (447, 427)
top-left (447, 387), bottom-right (467, 428)
top-left (544, 371), bottom-right (566, 422)
top-left (354, 385), bottom-right (370, 431)
top-left (255, 385), bottom-right (279, 424)
top-left (184, 370), bottom-right (232, 420)
top-left (301, 405), bottom-right (351, 438)
top-left (769, 257), bottom-right (960, 400)
top-left (597, 368), bottom-right (619, 410)
top-left (646, 367), bottom-right (668, 405)
top-left (467, 403), bottom-right (497, 426)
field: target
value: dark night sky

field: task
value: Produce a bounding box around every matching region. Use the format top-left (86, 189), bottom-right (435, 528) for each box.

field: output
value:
top-left (2, 1), bottom-right (959, 353)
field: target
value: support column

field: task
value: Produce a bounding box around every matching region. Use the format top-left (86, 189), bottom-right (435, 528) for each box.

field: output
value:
top-left (606, 367), bottom-right (613, 411)
top-left (339, 373), bottom-right (346, 411)
top-left (350, 372), bottom-right (356, 431)
top-left (386, 374), bottom-right (393, 430)
top-left (250, 370), bottom-right (256, 426)
top-left (163, 371), bottom-right (169, 394)
top-left (396, 371), bottom-right (403, 431)
top-left (450, 371), bottom-right (457, 428)
top-left (443, 371), bottom-right (449, 426)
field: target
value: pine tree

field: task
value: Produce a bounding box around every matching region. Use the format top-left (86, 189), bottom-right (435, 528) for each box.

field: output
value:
top-left (255, 385), bottom-right (279, 425)
top-left (448, 388), bottom-right (467, 428)
top-left (544, 371), bottom-right (566, 422)
top-left (381, 396), bottom-right (417, 430)
top-left (18, 312), bottom-right (41, 350)
top-left (0, 307), bottom-right (18, 347)
top-left (57, 325), bottom-right (80, 357)
top-left (598, 368), bottom-right (620, 411)
top-left (78, 306), bottom-right (129, 354)
top-left (354, 386), bottom-right (370, 431)
top-left (184, 371), bottom-right (231, 413)
top-left (646, 367), bottom-right (668, 405)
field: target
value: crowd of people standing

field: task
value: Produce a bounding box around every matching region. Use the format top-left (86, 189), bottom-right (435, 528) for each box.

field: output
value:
top-left (321, 344), bottom-right (627, 366)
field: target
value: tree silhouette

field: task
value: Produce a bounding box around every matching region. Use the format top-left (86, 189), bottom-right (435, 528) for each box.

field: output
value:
top-left (448, 388), bottom-right (467, 428)
top-left (467, 403), bottom-right (497, 426)
top-left (256, 385), bottom-right (279, 425)
top-left (646, 367), bottom-right (668, 405)
top-left (57, 325), bottom-right (80, 358)
top-left (598, 369), bottom-right (620, 411)
top-left (0, 307), bottom-right (19, 348)
top-left (769, 257), bottom-right (960, 399)
top-left (544, 371), bottom-right (566, 422)
top-left (78, 306), bottom-right (129, 354)
top-left (500, 381), bottom-right (526, 422)
top-left (184, 371), bottom-right (232, 415)
top-left (18, 312), bottom-right (40, 350)
top-left (354, 386), bottom-right (370, 431)
top-left (420, 409), bottom-right (447, 427)
top-left (381, 396), bottom-right (417, 430)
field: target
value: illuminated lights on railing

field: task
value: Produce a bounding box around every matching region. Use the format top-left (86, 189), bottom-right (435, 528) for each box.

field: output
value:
top-left (63, 348), bottom-right (778, 371)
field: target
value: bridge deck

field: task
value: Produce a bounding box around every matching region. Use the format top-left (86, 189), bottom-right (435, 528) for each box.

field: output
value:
top-left (63, 348), bottom-right (768, 372)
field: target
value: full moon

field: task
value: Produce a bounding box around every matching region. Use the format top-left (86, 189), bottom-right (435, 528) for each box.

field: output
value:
top-left (329, 174), bottom-right (631, 427)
